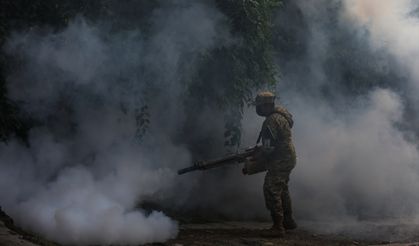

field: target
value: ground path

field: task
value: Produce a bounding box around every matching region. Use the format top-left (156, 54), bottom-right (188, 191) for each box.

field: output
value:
top-left (1, 209), bottom-right (419, 246)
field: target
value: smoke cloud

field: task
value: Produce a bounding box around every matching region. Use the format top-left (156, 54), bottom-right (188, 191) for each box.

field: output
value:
top-left (259, 0), bottom-right (419, 240)
top-left (3, 0), bottom-right (419, 244)
top-left (343, 1), bottom-right (419, 96)
top-left (0, 1), bottom-right (232, 245)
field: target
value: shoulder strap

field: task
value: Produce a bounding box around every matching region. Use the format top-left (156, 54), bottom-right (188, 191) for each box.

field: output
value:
top-left (256, 129), bottom-right (262, 144)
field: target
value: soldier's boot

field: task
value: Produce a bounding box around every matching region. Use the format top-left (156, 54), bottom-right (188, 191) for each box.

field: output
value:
top-left (271, 211), bottom-right (279, 229)
top-left (272, 216), bottom-right (286, 237)
top-left (261, 214), bottom-right (285, 238)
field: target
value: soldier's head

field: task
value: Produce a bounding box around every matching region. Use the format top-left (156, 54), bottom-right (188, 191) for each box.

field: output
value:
top-left (255, 91), bottom-right (275, 117)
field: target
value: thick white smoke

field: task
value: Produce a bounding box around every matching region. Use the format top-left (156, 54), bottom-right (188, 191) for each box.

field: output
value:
top-left (0, 1), bottom-right (231, 245)
top-left (343, 0), bottom-right (419, 85)
top-left (290, 89), bottom-right (419, 219)
top-left (3, 0), bottom-right (419, 244)
top-left (0, 137), bottom-right (179, 245)
top-left (250, 0), bottom-right (419, 239)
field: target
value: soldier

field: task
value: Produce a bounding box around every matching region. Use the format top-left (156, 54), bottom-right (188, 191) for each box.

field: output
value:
top-left (242, 91), bottom-right (297, 237)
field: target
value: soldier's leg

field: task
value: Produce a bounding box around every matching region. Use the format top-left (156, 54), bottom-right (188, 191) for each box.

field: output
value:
top-left (271, 180), bottom-right (285, 230)
top-left (263, 175), bottom-right (285, 236)
top-left (263, 178), bottom-right (275, 223)
top-left (281, 183), bottom-right (297, 230)
top-left (263, 185), bottom-right (279, 228)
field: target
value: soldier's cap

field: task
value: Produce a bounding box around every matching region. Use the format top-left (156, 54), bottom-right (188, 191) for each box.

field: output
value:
top-left (254, 91), bottom-right (276, 106)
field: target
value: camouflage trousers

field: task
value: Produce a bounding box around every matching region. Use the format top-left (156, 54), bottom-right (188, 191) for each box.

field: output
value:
top-left (263, 171), bottom-right (293, 229)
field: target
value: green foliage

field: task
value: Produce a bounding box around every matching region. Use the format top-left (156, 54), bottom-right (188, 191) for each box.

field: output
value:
top-left (197, 0), bottom-right (281, 147)
top-left (216, 0), bottom-right (280, 98)
top-left (0, 0), bottom-right (281, 148)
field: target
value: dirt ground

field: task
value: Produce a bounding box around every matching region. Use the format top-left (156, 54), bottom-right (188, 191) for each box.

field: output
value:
top-left (164, 221), bottom-right (378, 246)
top-left (0, 222), bottom-right (362, 246)
top-left (167, 220), bottom-right (419, 246)
top-left (2, 208), bottom-right (419, 246)
top-left (0, 221), bottom-right (38, 246)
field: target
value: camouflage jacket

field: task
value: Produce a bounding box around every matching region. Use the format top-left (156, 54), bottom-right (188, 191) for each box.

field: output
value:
top-left (258, 106), bottom-right (296, 173)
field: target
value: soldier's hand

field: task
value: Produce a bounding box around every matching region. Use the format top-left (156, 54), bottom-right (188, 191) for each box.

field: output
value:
top-left (242, 157), bottom-right (254, 175)
top-left (243, 156), bottom-right (268, 175)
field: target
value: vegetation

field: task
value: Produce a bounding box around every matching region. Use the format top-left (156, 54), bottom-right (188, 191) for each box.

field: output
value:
top-left (205, 0), bottom-right (280, 146)
top-left (0, 0), bottom-right (281, 148)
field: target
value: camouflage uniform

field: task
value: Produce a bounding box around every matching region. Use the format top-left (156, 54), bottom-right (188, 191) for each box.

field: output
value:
top-left (260, 106), bottom-right (296, 230)
top-left (244, 92), bottom-right (296, 233)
